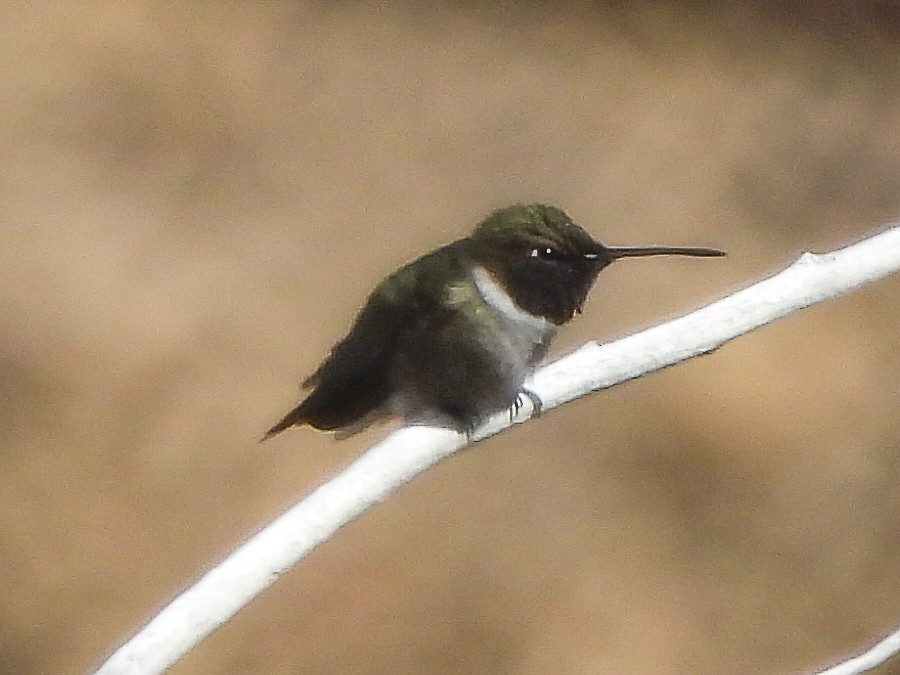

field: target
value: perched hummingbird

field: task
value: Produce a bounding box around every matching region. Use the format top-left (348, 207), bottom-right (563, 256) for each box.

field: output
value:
top-left (264, 203), bottom-right (724, 439)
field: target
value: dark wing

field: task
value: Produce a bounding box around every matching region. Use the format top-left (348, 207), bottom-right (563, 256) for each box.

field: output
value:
top-left (263, 276), bottom-right (422, 439)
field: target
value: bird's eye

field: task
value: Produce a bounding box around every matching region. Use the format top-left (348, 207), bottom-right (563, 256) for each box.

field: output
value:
top-left (530, 247), bottom-right (556, 259)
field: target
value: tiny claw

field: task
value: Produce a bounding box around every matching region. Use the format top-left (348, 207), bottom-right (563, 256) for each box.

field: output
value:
top-left (509, 388), bottom-right (544, 421)
top-left (508, 394), bottom-right (523, 421)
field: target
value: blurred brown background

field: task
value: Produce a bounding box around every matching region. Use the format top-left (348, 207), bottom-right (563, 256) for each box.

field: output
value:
top-left (2, 2), bottom-right (900, 674)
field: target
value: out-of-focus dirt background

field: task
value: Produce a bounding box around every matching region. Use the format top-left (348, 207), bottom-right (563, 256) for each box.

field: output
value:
top-left (2, 2), bottom-right (900, 674)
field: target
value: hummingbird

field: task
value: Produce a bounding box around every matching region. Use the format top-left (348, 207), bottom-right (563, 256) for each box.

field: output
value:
top-left (264, 203), bottom-right (724, 440)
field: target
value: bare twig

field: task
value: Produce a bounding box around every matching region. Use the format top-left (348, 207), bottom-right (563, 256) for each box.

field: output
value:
top-left (814, 625), bottom-right (900, 675)
top-left (94, 223), bottom-right (900, 675)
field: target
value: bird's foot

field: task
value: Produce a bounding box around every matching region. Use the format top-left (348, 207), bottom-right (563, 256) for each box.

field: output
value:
top-left (509, 387), bottom-right (544, 422)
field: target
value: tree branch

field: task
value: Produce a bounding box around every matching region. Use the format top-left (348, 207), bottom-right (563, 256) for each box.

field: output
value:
top-left (94, 223), bottom-right (900, 675)
top-left (814, 625), bottom-right (900, 675)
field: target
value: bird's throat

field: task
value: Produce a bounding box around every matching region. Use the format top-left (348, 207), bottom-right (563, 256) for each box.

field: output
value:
top-left (470, 266), bottom-right (556, 333)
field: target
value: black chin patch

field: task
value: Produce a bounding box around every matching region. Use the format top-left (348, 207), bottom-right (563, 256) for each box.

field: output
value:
top-left (499, 257), bottom-right (602, 325)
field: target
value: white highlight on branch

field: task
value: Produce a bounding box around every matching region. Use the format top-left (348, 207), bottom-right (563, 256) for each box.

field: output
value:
top-left (94, 223), bottom-right (900, 675)
top-left (815, 625), bottom-right (900, 675)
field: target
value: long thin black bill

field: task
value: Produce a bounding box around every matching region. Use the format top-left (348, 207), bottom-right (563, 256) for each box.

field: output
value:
top-left (602, 246), bottom-right (726, 260)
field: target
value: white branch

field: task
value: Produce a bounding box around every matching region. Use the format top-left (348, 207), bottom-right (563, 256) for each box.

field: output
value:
top-left (815, 625), bottom-right (900, 675)
top-left (94, 223), bottom-right (900, 675)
